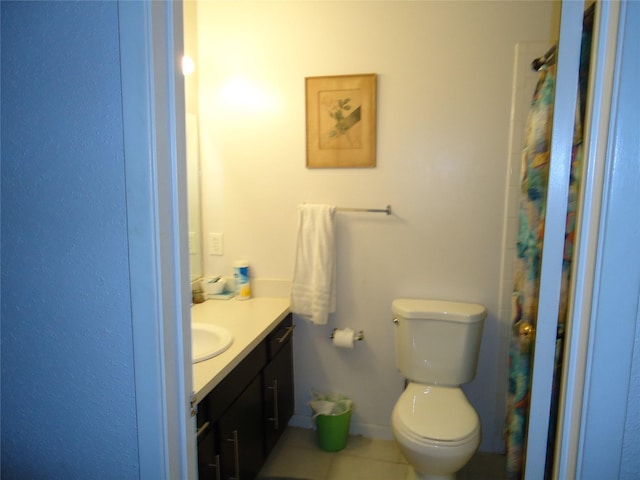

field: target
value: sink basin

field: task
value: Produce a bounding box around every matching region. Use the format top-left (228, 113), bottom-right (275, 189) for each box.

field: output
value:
top-left (192, 323), bottom-right (233, 363)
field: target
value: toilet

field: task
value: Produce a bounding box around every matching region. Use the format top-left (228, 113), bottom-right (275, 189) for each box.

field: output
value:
top-left (391, 298), bottom-right (487, 480)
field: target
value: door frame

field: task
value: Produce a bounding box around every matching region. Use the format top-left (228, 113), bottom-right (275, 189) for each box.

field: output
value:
top-left (119, 1), bottom-right (196, 479)
top-left (119, 1), bottom-right (636, 478)
top-left (528, 1), bottom-right (639, 478)
top-left (560, 1), bottom-right (640, 478)
top-left (523, 1), bottom-right (585, 476)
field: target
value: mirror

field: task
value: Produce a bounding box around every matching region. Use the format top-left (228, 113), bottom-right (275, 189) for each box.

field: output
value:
top-left (185, 114), bottom-right (203, 281)
top-left (183, 2), bottom-right (203, 282)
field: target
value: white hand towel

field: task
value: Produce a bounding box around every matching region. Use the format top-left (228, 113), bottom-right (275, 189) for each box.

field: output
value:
top-left (290, 204), bottom-right (337, 325)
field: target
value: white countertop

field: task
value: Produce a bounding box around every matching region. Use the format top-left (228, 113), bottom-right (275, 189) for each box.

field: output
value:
top-left (191, 297), bottom-right (291, 402)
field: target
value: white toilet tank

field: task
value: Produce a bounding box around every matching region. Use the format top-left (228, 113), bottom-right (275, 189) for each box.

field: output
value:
top-left (392, 299), bottom-right (487, 386)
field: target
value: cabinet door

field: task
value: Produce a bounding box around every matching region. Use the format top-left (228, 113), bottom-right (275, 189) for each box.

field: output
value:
top-left (197, 421), bottom-right (221, 480)
top-left (263, 339), bottom-right (294, 455)
top-left (218, 375), bottom-right (265, 480)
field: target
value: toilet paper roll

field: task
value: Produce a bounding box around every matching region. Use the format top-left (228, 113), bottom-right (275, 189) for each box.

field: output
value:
top-left (332, 328), bottom-right (356, 349)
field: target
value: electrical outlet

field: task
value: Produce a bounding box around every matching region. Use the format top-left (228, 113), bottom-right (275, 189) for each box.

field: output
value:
top-left (209, 232), bottom-right (223, 255)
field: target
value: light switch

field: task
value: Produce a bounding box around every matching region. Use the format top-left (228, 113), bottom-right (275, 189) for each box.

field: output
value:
top-left (209, 232), bottom-right (223, 255)
top-left (188, 232), bottom-right (198, 255)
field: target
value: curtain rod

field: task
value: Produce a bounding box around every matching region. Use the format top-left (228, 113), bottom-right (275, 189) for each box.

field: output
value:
top-left (531, 2), bottom-right (595, 71)
top-left (532, 45), bottom-right (557, 71)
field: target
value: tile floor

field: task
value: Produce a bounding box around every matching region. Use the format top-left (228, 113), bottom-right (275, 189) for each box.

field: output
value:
top-left (258, 427), bottom-right (507, 480)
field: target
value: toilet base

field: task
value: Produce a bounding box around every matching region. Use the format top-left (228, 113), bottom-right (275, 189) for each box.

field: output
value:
top-left (406, 466), bottom-right (455, 480)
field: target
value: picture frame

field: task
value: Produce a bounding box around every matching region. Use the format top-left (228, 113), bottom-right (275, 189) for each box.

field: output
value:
top-left (305, 73), bottom-right (377, 168)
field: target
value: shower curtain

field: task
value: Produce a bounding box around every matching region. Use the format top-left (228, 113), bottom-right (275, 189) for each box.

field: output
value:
top-left (505, 17), bottom-right (593, 479)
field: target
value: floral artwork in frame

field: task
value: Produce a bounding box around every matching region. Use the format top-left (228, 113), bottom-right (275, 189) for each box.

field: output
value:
top-left (305, 73), bottom-right (377, 168)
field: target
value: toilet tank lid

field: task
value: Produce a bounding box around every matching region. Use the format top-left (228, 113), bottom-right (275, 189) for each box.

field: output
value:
top-left (392, 299), bottom-right (487, 323)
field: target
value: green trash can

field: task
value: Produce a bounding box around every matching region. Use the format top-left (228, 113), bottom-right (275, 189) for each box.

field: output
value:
top-left (315, 409), bottom-right (352, 452)
top-left (310, 391), bottom-right (353, 452)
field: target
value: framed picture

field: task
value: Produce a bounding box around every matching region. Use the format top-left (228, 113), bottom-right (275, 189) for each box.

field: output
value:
top-left (305, 73), bottom-right (377, 168)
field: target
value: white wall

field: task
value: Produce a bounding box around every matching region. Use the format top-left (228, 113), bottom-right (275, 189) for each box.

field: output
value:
top-left (196, 1), bottom-right (553, 452)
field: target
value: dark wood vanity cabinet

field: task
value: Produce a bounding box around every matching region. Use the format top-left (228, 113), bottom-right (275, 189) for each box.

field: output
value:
top-left (196, 313), bottom-right (294, 480)
top-left (196, 415), bottom-right (220, 480)
top-left (263, 316), bottom-right (295, 455)
top-left (217, 374), bottom-right (264, 480)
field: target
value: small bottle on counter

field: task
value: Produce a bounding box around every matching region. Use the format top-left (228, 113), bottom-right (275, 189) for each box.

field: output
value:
top-left (234, 260), bottom-right (251, 300)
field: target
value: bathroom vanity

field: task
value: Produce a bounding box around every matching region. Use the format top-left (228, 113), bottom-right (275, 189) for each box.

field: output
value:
top-left (191, 298), bottom-right (293, 480)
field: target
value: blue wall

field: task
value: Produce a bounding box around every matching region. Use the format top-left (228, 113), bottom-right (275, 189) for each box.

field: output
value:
top-left (1, 2), bottom-right (139, 477)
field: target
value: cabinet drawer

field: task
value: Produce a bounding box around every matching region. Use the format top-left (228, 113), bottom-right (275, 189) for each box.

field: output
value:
top-left (205, 341), bottom-right (267, 421)
top-left (267, 313), bottom-right (294, 359)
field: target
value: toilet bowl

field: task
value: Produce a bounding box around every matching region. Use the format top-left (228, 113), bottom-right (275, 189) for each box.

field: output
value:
top-left (390, 299), bottom-right (486, 480)
top-left (392, 383), bottom-right (480, 480)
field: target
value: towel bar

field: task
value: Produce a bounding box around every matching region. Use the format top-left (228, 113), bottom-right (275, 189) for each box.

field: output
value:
top-left (336, 205), bottom-right (391, 215)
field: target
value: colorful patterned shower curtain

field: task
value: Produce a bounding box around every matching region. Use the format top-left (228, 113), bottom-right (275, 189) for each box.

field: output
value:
top-left (505, 18), bottom-right (593, 479)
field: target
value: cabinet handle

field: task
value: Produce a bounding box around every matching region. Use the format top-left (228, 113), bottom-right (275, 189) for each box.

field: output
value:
top-left (196, 421), bottom-right (211, 441)
top-left (267, 380), bottom-right (279, 430)
top-left (207, 454), bottom-right (221, 480)
top-left (226, 430), bottom-right (240, 480)
top-left (275, 325), bottom-right (295, 344)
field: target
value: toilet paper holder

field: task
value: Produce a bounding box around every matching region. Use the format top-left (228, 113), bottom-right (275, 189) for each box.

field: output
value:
top-left (330, 328), bottom-right (365, 341)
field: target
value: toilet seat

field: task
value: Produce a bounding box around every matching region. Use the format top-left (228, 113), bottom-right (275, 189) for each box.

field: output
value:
top-left (393, 383), bottom-right (480, 446)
